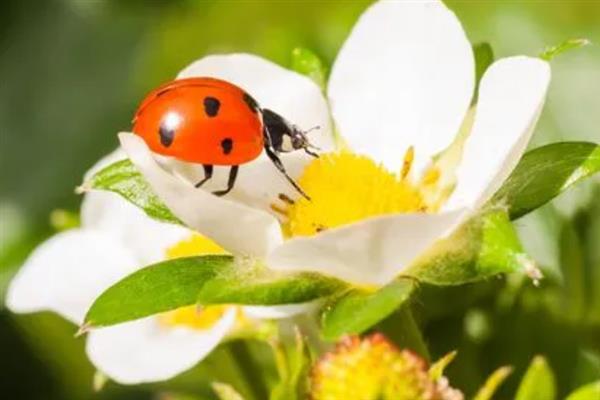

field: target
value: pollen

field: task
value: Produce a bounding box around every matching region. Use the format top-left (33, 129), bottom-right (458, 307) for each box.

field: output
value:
top-left (310, 334), bottom-right (454, 400)
top-left (284, 152), bottom-right (426, 237)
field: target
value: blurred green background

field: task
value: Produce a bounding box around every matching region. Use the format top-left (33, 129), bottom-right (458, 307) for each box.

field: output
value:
top-left (1, 1), bottom-right (599, 399)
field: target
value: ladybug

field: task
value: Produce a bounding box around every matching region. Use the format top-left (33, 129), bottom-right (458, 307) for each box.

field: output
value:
top-left (132, 77), bottom-right (319, 199)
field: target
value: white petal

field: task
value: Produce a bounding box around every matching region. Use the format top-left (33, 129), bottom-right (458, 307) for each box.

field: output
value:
top-left (6, 230), bottom-right (137, 324)
top-left (267, 210), bottom-right (466, 286)
top-left (119, 132), bottom-right (284, 257)
top-left (328, 0), bottom-right (474, 174)
top-left (162, 151), bottom-right (313, 217)
top-left (86, 308), bottom-right (236, 384)
top-left (178, 53), bottom-right (333, 150)
top-left (242, 302), bottom-right (316, 320)
top-left (81, 191), bottom-right (191, 265)
top-left (444, 56), bottom-right (551, 211)
top-left (83, 148), bottom-right (127, 182)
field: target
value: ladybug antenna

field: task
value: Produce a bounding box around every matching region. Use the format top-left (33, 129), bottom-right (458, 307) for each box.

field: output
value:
top-left (304, 125), bottom-right (321, 134)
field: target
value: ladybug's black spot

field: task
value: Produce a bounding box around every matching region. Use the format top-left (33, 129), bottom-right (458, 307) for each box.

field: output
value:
top-left (203, 97), bottom-right (220, 117)
top-left (159, 123), bottom-right (175, 147)
top-left (243, 92), bottom-right (259, 114)
top-left (221, 138), bottom-right (233, 155)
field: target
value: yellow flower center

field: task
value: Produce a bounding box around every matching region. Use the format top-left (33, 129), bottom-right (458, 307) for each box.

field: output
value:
top-left (159, 304), bottom-right (230, 329)
top-left (160, 233), bottom-right (236, 330)
top-left (165, 233), bottom-right (229, 259)
top-left (282, 151), bottom-right (428, 237)
top-left (310, 334), bottom-right (449, 400)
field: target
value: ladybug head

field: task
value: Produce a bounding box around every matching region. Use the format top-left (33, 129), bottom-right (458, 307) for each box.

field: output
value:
top-left (262, 108), bottom-right (320, 157)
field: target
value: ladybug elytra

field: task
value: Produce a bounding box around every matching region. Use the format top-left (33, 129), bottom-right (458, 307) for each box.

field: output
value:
top-left (132, 77), bottom-right (319, 198)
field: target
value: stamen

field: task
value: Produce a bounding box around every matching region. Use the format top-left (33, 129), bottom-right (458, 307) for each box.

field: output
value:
top-left (401, 146), bottom-right (415, 180)
top-left (283, 152), bottom-right (426, 237)
top-left (422, 167), bottom-right (441, 186)
top-left (278, 193), bottom-right (295, 205)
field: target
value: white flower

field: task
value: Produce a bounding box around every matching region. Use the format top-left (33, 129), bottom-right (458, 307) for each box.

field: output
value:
top-left (6, 151), bottom-right (305, 384)
top-left (118, 0), bottom-right (549, 287)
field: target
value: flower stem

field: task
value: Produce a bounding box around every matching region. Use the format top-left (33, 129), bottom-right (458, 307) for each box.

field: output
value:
top-left (379, 304), bottom-right (430, 361)
top-left (228, 340), bottom-right (270, 400)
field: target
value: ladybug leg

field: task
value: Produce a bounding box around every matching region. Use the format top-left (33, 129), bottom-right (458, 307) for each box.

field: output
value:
top-left (213, 165), bottom-right (239, 197)
top-left (304, 148), bottom-right (319, 158)
top-left (195, 164), bottom-right (214, 188)
top-left (264, 145), bottom-right (311, 200)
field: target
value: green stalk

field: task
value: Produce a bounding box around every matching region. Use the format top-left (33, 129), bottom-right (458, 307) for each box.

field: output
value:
top-left (380, 305), bottom-right (430, 361)
top-left (228, 340), bottom-right (270, 400)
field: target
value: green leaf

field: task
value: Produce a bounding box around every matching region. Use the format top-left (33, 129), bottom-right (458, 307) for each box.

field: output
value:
top-left (197, 263), bottom-right (346, 305)
top-left (320, 278), bottom-right (415, 341)
top-left (406, 209), bottom-right (531, 285)
top-left (540, 38), bottom-right (591, 61)
top-left (492, 142), bottom-right (600, 219)
top-left (566, 381), bottom-right (600, 400)
top-left (473, 42), bottom-right (494, 103)
top-left (84, 256), bottom-right (232, 328)
top-left (291, 48), bottom-right (326, 90)
top-left (85, 159), bottom-right (181, 225)
top-left (515, 356), bottom-right (556, 400)
top-left (473, 366), bottom-right (513, 400)
top-left (212, 382), bottom-right (246, 400)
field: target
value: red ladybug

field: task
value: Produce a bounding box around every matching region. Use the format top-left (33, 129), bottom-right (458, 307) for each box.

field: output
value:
top-left (132, 77), bottom-right (318, 198)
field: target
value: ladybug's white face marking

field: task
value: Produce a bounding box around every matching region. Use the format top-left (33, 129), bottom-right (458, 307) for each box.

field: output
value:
top-left (281, 135), bottom-right (294, 152)
top-left (159, 111), bottom-right (182, 147)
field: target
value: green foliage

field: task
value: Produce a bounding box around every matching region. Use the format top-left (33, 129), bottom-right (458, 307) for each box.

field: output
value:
top-left (515, 356), bottom-right (556, 400)
top-left (492, 142), bottom-right (600, 219)
top-left (472, 42), bottom-right (494, 102)
top-left (429, 351), bottom-right (458, 381)
top-left (291, 48), bottom-right (327, 90)
top-left (49, 209), bottom-right (80, 231)
top-left (197, 265), bottom-right (346, 306)
top-left (87, 159), bottom-right (181, 225)
top-left (85, 256), bottom-right (233, 328)
top-left (566, 381), bottom-right (600, 400)
top-left (540, 38), bottom-right (591, 61)
top-left (270, 330), bottom-right (312, 400)
top-left (473, 366), bottom-right (513, 400)
top-left (320, 279), bottom-right (415, 340)
top-left (406, 209), bottom-right (528, 285)
top-left (212, 382), bottom-right (246, 400)
top-left (85, 255), bottom-right (345, 328)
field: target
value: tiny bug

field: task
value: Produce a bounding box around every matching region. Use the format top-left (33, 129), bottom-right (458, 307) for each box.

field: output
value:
top-left (132, 77), bottom-right (319, 199)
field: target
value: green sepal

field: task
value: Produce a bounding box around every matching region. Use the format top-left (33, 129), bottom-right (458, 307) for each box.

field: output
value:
top-left (473, 366), bottom-right (513, 400)
top-left (406, 209), bottom-right (530, 285)
top-left (515, 356), bottom-right (556, 400)
top-left (566, 381), bottom-right (600, 400)
top-left (320, 278), bottom-right (415, 341)
top-left (270, 329), bottom-right (312, 400)
top-left (197, 261), bottom-right (346, 306)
